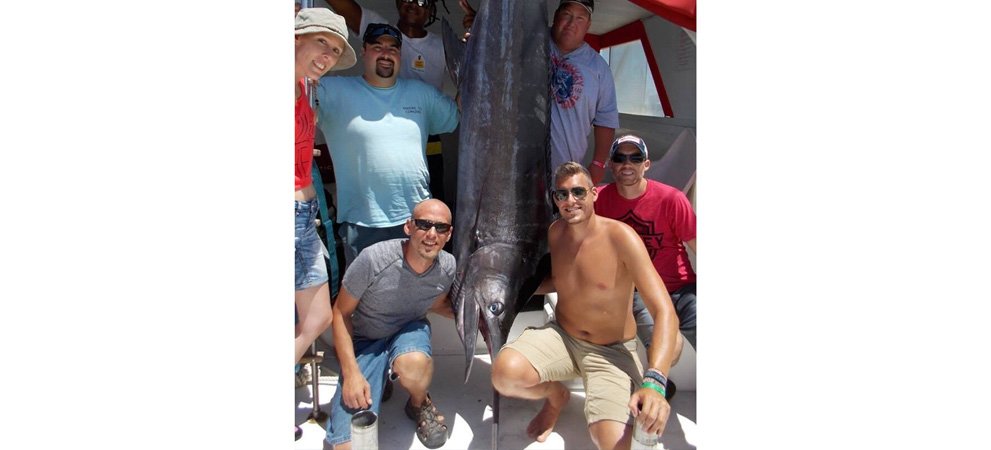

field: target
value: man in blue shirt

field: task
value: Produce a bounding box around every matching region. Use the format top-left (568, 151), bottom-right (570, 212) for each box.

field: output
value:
top-left (316, 23), bottom-right (459, 268)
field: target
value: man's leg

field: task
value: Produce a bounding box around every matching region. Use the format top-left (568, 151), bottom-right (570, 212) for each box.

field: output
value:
top-left (337, 222), bottom-right (406, 271)
top-left (387, 319), bottom-right (448, 448)
top-left (492, 326), bottom-right (576, 443)
top-left (387, 319), bottom-right (435, 409)
top-left (588, 420), bottom-right (633, 450)
top-left (671, 284), bottom-right (697, 350)
top-left (631, 291), bottom-right (654, 348)
top-left (579, 338), bottom-right (646, 450)
top-left (324, 338), bottom-right (390, 450)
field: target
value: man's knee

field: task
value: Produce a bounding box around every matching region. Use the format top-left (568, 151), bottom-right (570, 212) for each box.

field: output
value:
top-left (392, 351), bottom-right (431, 379)
top-left (491, 348), bottom-right (537, 393)
top-left (588, 419), bottom-right (631, 450)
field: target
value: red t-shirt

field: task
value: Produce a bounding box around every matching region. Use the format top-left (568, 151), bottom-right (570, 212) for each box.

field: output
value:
top-left (295, 79), bottom-right (314, 191)
top-left (595, 180), bottom-right (696, 292)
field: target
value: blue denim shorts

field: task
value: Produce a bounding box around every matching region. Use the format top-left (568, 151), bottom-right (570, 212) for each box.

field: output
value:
top-left (295, 198), bottom-right (329, 290)
top-left (325, 319), bottom-right (433, 446)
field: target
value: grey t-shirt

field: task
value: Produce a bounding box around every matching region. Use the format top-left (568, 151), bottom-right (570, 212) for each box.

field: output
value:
top-left (343, 238), bottom-right (456, 340)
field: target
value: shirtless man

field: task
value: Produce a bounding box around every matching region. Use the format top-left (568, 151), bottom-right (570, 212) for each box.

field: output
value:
top-left (491, 161), bottom-right (680, 449)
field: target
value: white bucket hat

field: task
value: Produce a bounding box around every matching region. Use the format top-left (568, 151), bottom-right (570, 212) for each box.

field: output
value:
top-left (295, 8), bottom-right (356, 71)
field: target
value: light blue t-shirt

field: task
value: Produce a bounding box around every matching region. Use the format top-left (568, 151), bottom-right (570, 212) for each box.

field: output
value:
top-left (549, 42), bottom-right (620, 170)
top-left (315, 76), bottom-right (458, 227)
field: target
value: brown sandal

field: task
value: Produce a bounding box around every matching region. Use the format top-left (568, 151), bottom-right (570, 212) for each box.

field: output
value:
top-left (404, 394), bottom-right (448, 449)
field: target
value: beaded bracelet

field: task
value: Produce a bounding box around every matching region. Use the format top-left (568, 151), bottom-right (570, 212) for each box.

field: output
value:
top-left (641, 380), bottom-right (667, 397)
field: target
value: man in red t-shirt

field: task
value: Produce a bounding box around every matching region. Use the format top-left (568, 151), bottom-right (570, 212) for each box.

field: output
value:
top-left (594, 134), bottom-right (696, 350)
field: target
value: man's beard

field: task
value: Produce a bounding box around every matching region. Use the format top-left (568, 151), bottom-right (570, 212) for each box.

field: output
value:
top-left (376, 59), bottom-right (395, 79)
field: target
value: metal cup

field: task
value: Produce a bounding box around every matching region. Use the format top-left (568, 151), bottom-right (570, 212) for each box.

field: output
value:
top-left (633, 421), bottom-right (659, 448)
top-left (350, 410), bottom-right (379, 450)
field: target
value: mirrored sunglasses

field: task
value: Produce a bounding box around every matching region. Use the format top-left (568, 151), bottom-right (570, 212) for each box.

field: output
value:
top-left (413, 218), bottom-right (451, 233)
top-left (610, 153), bottom-right (646, 164)
top-left (551, 186), bottom-right (591, 202)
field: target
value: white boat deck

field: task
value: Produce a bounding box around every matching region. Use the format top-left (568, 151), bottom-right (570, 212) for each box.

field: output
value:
top-left (295, 310), bottom-right (697, 450)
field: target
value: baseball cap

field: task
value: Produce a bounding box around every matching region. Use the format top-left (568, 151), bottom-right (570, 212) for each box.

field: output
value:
top-left (558, 0), bottom-right (594, 15)
top-left (295, 8), bottom-right (357, 71)
top-left (609, 134), bottom-right (649, 159)
top-left (363, 23), bottom-right (403, 48)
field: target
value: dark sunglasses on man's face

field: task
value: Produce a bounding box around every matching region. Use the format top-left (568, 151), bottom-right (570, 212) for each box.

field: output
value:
top-left (610, 153), bottom-right (646, 164)
top-left (551, 186), bottom-right (591, 202)
top-left (400, 0), bottom-right (432, 7)
top-left (413, 218), bottom-right (451, 233)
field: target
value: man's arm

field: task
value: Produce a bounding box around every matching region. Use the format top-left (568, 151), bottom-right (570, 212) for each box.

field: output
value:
top-left (587, 125), bottom-right (615, 185)
top-left (331, 286), bottom-right (373, 409)
top-left (685, 238), bottom-right (696, 254)
top-left (428, 292), bottom-right (455, 319)
top-left (618, 225), bottom-right (678, 436)
top-left (459, 0), bottom-right (476, 40)
top-left (325, 0), bottom-right (363, 34)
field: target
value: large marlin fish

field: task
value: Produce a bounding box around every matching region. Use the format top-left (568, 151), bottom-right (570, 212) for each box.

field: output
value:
top-left (443, 0), bottom-right (552, 385)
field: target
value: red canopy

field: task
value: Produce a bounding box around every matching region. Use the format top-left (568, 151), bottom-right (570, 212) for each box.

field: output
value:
top-left (628, 0), bottom-right (696, 31)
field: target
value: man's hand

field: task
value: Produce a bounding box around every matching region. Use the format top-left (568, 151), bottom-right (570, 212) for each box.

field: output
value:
top-left (459, 0), bottom-right (476, 40)
top-left (342, 373), bottom-right (373, 410)
top-left (587, 163), bottom-right (606, 185)
top-left (628, 387), bottom-right (671, 436)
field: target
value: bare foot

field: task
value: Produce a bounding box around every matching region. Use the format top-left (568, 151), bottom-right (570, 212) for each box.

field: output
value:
top-left (526, 382), bottom-right (570, 442)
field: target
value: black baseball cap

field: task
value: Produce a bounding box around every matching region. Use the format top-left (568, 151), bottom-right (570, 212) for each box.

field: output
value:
top-left (363, 23), bottom-right (403, 47)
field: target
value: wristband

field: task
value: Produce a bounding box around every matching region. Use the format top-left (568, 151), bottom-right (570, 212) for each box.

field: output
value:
top-left (644, 368), bottom-right (668, 387)
top-left (641, 380), bottom-right (667, 397)
top-left (591, 160), bottom-right (605, 169)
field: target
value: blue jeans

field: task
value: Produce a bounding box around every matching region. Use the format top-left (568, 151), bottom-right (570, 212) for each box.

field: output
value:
top-left (295, 198), bottom-right (329, 290)
top-left (632, 283), bottom-right (696, 350)
top-left (337, 222), bottom-right (407, 270)
top-left (325, 319), bottom-right (433, 446)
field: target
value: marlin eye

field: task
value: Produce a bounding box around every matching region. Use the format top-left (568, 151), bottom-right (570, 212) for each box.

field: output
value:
top-left (488, 302), bottom-right (504, 315)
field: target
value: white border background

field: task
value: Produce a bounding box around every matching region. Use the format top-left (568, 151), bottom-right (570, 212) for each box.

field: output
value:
top-left (3, 1), bottom-right (990, 449)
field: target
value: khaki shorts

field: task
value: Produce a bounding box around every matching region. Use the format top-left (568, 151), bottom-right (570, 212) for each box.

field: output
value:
top-left (503, 322), bottom-right (644, 425)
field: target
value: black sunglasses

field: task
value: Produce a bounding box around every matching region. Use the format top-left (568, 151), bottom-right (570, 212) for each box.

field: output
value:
top-left (400, 0), bottom-right (432, 6)
top-left (413, 218), bottom-right (451, 233)
top-left (610, 153), bottom-right (646, 164)
top-left (551, 186), bottom-right (591, 202)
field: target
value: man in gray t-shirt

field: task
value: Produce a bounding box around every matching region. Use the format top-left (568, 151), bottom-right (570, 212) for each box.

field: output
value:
top-left (327, 199), bottom-right (456, 450)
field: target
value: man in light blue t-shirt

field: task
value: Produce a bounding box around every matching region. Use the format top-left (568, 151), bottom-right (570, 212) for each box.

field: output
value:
top-left (316, 22), bottom-right (459, 268)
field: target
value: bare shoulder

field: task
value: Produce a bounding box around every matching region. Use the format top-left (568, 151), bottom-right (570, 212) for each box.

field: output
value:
top-left (598, 215), bottom-right (637, 240)
top-left (599, 216), bottom-right (645, 253)
top-left (548, 219), bottom-right (564, 240)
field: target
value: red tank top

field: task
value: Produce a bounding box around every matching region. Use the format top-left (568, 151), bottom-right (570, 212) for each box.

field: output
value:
top-left (295, 79), bottom-right (314, 191)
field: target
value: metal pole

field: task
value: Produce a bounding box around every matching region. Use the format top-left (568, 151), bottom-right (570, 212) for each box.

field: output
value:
top-left (300, 0), bottom-right (316, 109)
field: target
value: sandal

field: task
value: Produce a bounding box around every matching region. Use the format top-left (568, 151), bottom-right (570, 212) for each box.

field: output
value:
top-left (404, 394), bottom-right (448, 449)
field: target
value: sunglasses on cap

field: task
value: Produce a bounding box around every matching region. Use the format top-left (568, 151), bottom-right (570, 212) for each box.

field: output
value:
top-left (551, 186), bottom-right (591, 202)
top-left (413, 218), bottom-right (452, 233)
top-left (610, 153), bottom-right (646, 164)
top-left (400, 0), bottom-right (433, 6)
